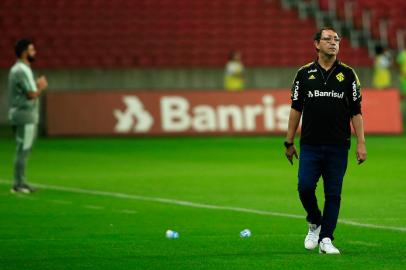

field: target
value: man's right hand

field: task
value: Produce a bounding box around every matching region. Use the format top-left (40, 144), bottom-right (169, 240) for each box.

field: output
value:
top-left (37, 76), bottom-right (48, 91)
top-left (285, 145), bottom-right (299, 165)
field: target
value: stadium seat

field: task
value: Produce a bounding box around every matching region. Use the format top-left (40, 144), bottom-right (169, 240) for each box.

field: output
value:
top-left (0, 0), bottom-right (375, 68)
top-left (319, 0), bottom-right (406, 49)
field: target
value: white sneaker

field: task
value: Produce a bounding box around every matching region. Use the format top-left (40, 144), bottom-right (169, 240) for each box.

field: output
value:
top-left (319, 237), bottom-right (340, 254)
top-left (304, 224), bottom-right (320, 250)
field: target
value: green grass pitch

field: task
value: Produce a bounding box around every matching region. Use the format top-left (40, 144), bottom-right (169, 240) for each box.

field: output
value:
top-left (0, 135), bottom-right (405, 269)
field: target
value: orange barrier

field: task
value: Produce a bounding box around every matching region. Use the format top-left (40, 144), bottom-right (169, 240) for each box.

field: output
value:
top-left (45, 89), bottom-right (403, 136)
top-left (361, 89), bottom-right (403, 134)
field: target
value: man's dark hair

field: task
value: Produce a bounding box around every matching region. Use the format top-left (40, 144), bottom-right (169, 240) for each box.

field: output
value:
top-left (14, 38), bottom-right (33, 58)
top-left (375, 45), bottom-right (384, 55)
top-left (228, 50), bottom-right (239, 61)
top-left (313, 27), bottom-right (338, 41)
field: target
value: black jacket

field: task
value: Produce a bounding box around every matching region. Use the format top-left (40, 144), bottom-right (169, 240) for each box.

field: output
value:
top-left (290, 59), bottom-right (362, 147)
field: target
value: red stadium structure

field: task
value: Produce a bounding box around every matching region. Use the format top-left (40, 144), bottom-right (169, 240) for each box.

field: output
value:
top-left (0, 0), bottom-right (382, 69)
top-left (319, 0), bottom-right (406, 49)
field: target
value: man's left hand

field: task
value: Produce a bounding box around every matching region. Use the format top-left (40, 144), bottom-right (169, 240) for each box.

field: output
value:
top-left (356, 142), bottom-right (367, 164)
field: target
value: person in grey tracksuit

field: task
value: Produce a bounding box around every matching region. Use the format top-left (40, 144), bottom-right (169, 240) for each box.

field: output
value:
top-left (8, 38), bottom-right (48, 193)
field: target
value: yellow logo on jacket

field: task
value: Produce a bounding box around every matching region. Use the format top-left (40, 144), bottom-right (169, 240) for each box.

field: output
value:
top-left (336, 72), bottom-right (345, 82)
top-left (308, 74), bottom-right (316, 80)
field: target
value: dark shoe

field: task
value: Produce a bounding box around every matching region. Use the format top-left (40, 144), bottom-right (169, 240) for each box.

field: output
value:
top-left (10, 183), bottom-right (36, 194)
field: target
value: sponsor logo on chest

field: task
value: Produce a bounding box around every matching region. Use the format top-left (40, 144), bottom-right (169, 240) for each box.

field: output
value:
top-left (307, 90), bottom-right (344, 99)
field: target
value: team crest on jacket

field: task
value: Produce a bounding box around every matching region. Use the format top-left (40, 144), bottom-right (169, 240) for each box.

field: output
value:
top-left (336, 72), bottom-right (345, 82)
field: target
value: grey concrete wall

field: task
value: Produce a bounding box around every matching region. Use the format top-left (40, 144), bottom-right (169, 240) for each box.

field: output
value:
top-left (0, 66), bottom-right (391, 124)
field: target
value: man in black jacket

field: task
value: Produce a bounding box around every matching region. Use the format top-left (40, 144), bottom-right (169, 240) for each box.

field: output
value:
top-left (284, 27), bottom-right (367, 254)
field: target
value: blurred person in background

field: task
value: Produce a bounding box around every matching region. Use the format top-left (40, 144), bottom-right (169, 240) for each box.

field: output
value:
top-left (284, 27), bottom-right (366, 254)
top-left (224, 51), bottom-right (245, 91)
top-left (372, 45), bottom-right (392, 89)
top-left (8, 38), bottom-right (48, 193)
top-left (396, 49), bottom-right (406, 98)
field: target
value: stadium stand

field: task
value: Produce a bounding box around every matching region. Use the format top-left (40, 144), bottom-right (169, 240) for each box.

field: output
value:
top-left (0, 0), bottom-right (373, 68)
top-left (318, 0), bottom-right (406, 49)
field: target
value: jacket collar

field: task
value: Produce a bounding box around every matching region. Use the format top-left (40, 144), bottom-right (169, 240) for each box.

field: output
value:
top-left (314, 58), bottom-right (340, 70)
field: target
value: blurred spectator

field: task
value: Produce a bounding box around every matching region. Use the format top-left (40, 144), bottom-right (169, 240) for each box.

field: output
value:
top-left (396, 49), bottom-right (406, 97)
top-left (372, 45), bottom-right (392, 89)
top-left (224, 51), bottom-right (245, 91)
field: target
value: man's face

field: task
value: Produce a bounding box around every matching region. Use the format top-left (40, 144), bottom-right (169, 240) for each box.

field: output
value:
top-left (234, 52), bottom-right (241, 61)
top-left (26, 44), bottom-right (36, 63)
top-left (315, 29), bottom-right (340, 57)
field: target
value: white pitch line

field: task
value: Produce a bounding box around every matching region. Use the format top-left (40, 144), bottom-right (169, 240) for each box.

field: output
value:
top-left (0, 179), bottom-right (405, 233)
top-left (0, 238), bottom-right (67, 242)
top-left (83, 205), bottom-right (104, 210)
top-left (346, 240), bottom-right (380, 247)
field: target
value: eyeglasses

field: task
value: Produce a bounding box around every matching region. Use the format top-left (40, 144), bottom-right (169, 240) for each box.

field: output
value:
top-left (320, 37), bottom-right (341, 43)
